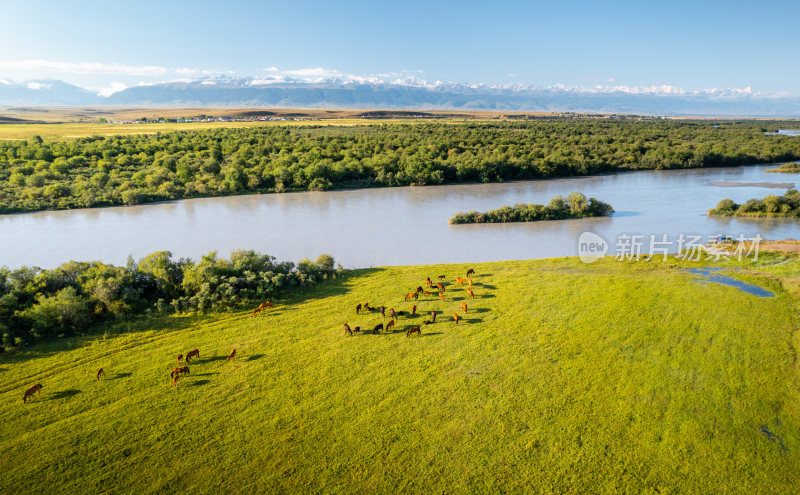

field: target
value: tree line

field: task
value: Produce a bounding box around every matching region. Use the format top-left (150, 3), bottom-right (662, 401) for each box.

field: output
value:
top-left (708, 189), bottom-right (800, 218)
top-left (0, 250), bottom-right (339, 352)
top-left (1, 120), bottom-right (800, 212)
top-left (449, 192), bottom-right (613, 224)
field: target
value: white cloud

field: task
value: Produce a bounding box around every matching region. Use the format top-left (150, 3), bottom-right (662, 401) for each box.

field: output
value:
top-left (97, 82), bottom-right (127, 97)
top-left (26, 81), bottom-right (52, 90)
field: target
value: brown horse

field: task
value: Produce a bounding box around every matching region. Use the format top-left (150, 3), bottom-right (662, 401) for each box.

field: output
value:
top-left (411, 304), bottom-right (417, 315)
top-left (386, 320), bottom-right (395, 331)
top-left (176, 354), bottom-right (183, 365)
top-left (389, 308), bottom-right (397, 320)
top-left (252, 301), bottom-right (274, 317)
top-left (438, 292), bottom-right (445, 302)
top-left (467, 287), bottom-right (475, 300)
top-left (96, 368), bottom-right (104, 381)
top-left (227, 348), bottom-right (237, 362)
top-left (344, 323), bottom-right (353, 336)
top-left (373, 323), bottom-right (384, 334)
top-left (407, 326), bottom-right (421, 337)
top-left (430, 310), bottom-right (436, 323)
top-left (452, 313), bottom-right (460, 325)
top-left (404, 293), bottom-right (414, 302)
top-left (380, 306), bottom-right (385, 318)
top-left (172, 374), bottom-right (180, 388)
top-left (468, 278), bottom-right (473, 287)
top-left (426, 277), bottom-right (433, 287)
top-left (416, 286), bottom-right (424, 294)
top-left (461, 302), bottom-right (468, 314)
top-left (466, 268), bottom-right (475, 277)
top-left (171, 366), bottom-right (190, 378)
top-left (356, 303), bottom-right (362, 314)
top-left (23, 384), bottom-right (42, 403)
top-left (455, 277), bottom-right (466, 285)
top-left (186, 349), bottom-right (200, 363)
top-left (363, 303), bottom-right (372, 311)
top-left (436, 282), bottom-right (445, 292)
top-left (437, 275), bottom-right (446, 280)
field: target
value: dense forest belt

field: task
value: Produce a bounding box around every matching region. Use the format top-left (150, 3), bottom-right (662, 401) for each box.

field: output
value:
top-left (450, 192), bottom-right (613, 224)
top-left (708, 189), bottom-right (800, 218)
top-left (1, 120), bottom-right (799, 213)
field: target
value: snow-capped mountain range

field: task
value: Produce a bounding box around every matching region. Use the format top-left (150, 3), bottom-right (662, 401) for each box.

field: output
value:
top-left (1, 77), bottom-right (799, 116)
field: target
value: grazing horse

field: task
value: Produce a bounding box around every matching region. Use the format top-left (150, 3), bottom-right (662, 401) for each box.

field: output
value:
top-left (411, 304), bottom-right (417, 315)
top-left (452, 313), bottom-right (460, 325)
top-left (426, 277), bottom-right (433, 287)
top-left (423, 320), bottom-right (433, 325)
top-left (437, 275), bottom-right (446, 280)
top-left (354, 326), bottom-right (361, 334)
top-left (416, 286), bottom-right (424, 294)
top-left (404, 293), bottom-right (415, 302)
top-left (455, 277), bottom-right (466, 285)
top-left (386, 320), bottom-right (395, 331)
top-left (380, 306), bottom-right (385, 318)
top-left (468, 278), bottom-right (473, 287)
top-left (356, 303), bottom-right (362, 314)
top-left (430, 310), bottom-right (437, 323)
top-left (227, 348), bottom-right (237, 362)
top-left (252, 301), bottom-right (274, 317)
top-left (436, 282), bottom-right (445, 292)
top-left (344, 323), bottom-right (353, 336)
top-left (23, 384), bottom-right (42, 403)
top-left (176, 354), bottom-right (183, 365)
top-left (467, 288), bottom-right (475, 300)
top-left (389, 308), bottom-right (397, 320)
top-left (172, 374), bottom-right (180, 388)
top-left (407, 326), bottom-right (421, 337)
top-left (186, 349), bottom-right (200, 363)
top-left (423, 290), bottom-right (434, 296)
top-left (438, 292), bottom-right (445, 302)
top-left (466, 268), bottom-right (475, 277)
top-left (461, 302), bottom-right (468, 314)
top-left (171, 366), bottom-right (190, 378)
top-left (363, 303), bottom-right (372, 311)
top-left (373, 323), bottom-right (384, 334)
top-left (96, 368), bottom-right (104, 381)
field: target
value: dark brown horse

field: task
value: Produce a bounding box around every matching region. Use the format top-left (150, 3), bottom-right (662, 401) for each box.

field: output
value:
top-left (96, 368), bottom-right (104, 381)
top-left (356, 303), bottom-right (362, 314)
top-left (416, 286), bottom-right (424, 294)
top-left (176, 354), bottom-right (183, 365)
top-left (373, 323), bottom-right (384, 334)
top-left (430, 310), bottom-right (436, 323)
top-left (406, 326), bottom-right (421, 337)
top-left (386, 320), bottom-right (395, 331)
top-left (344, 323), bottom-right (353, 336)
top-left (171, 366), bottom-right (190, 378)
top-left (23, 384), bottom-right (42, 403)
top-left (389, 308), bottom-right (397, 320)
top-left (227, 348), bottom-right (237, 362)
top-left (437, 275), bottom-right (446, 280)
top-left (380, 306), bottom-right (385, 318)
top-left (186, 349), bottom-right (200, 363)
top-left (466, 268), bottom-right (475, 277)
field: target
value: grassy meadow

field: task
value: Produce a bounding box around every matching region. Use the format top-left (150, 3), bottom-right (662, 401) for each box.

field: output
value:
top-left (1, 255), bottom-right (799, 493)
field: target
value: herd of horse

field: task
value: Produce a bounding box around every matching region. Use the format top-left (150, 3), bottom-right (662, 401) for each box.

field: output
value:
top-left (21, 268), bottom-right (482, 403)
top-left (344, 268), bottom-right (478, 338)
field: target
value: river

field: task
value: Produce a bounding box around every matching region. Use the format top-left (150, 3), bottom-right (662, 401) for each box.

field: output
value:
top-left (1, 164), bottom-right (798, 268)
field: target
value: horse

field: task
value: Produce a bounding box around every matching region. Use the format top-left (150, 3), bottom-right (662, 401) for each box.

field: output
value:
top-left (404, 293), bottom-right (415, 302)
top-left (171, 366), bottom-right (190, 378)
top-left (186, 349), bottom-right (200, 363)
top-left (461, 302), bottom-right (468, 314)
top-left (176, 354), bottom-right (183, 365)
top-left (437, 275), bottom-right (446, 280)
top-left (436, 282), bottom-right (445, 292)
top-left (426, 277), bottom-right (433, 287)
top-left (227, 348), bottom-right (237, 362)
top-left (389, 308), bottom-right (397, 320)
top-left (386, 320), bottom-right (395, 331)
top-left (23, 384), bottom-right (42, 403)
top-left (416, 286), bottom-right (424, 294)
top-left (172, 374), bottom-right (180, 388)
top-left (252, 301), bottom-right (274, 317)
top-left (344, 323), bottom-right (353, 336)
top-left (438, 292), bottom-right (445, 302)
top-left (356, 303), bottom-right (362, 314)
top-left (363, 303), bottom-right (372, 311)
top-left (455, 277), bottom-right (466, 285)
top-left (373, 323), bottom-right (384, 334)
top-left (468, 278), bottom-right (473, 287)
top-left (411, 304), bottom-right (417, 315)
top-left (452, 313), bottom-right (460, 325)
top-left (467, 288), bottom-right (475, 300)
top-left (354, 326), bottom-right (361, 334)
top-left (406, 326), bottom-right (421, 337)
top-left (466, 268), bottom-right (475, 277)
top-left (430, 310), bottom-right (436, 323)
top-left (380, 306), bottom-right (386, 318)
top-left (96, 368), bottom-right (104, 381)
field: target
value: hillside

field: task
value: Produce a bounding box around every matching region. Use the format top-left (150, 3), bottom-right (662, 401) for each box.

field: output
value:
top-left (1, 256), bottom-right (799, 493)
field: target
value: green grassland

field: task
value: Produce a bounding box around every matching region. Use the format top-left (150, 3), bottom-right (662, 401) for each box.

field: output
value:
top-left (1, 255), bottom-right (799, 493)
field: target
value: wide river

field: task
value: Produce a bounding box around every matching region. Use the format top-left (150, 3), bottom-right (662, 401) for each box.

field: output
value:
top-left (1, 164), bottom-right (798, 269)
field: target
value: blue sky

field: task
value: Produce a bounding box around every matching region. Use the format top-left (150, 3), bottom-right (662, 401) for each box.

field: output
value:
top-left (1, 0), bottom-right (798, 95)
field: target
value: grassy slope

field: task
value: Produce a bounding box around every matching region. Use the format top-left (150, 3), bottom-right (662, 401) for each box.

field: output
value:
top-left (1, 257), bottom-right (799, 493)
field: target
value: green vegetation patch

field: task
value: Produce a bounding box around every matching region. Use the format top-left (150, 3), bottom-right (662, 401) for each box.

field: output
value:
top-left (450, 191), bottom-right (613, 224)
top-left (1, 256), bottom-right (799, 492)
top-left (766, 162), bottom-right (800, 173)
top-left (708, 189), bottom-right (800, 218)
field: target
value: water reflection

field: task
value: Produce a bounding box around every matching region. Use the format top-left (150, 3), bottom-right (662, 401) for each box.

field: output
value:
top-left (1, 164), bottom-right (799, 269)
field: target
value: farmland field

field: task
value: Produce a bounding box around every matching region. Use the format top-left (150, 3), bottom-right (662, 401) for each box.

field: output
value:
top-left (1, 255), bottom-right (798, 493)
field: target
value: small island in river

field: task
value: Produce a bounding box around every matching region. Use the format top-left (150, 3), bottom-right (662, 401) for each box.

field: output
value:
top-left (449, 192), bottom-right (614, 224)
top-left (708, 189), bottom-right (800, 218)
top-left (765, 162), bottom-right (800, 173)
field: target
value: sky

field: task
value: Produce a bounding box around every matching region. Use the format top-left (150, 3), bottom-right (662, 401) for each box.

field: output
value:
top-left (0, 0), bottom-right (798, 95)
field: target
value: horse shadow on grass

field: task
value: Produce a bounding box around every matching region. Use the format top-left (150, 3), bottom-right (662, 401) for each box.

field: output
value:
top-left (49, 389), bottom-right (81, 400)
top-left (193, 372), bottom-right (220, 377)
top-left (421, 332), bottom-right (443, 337)
top-left (187, 379), bottom-right (210, 387)
top-left (109, 372), bottom-right (132, 380)
top-left (202, 356), bottom-right (230, 363)
top-left (464, 318), bottom-right (484, 324)
top-left (246, 354), bottom-right (265, 361)
top-left (472, 308), bottom-right (491, 314)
